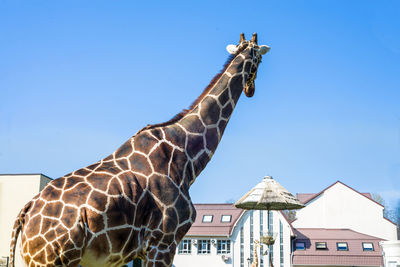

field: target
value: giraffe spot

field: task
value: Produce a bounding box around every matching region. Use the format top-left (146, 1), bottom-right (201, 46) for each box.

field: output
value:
top-left (176, 222), bottom-right (193, 240)
top-left (244, 61), bottom-right (252, 73)
top-left (175, 195), bottom-right (192, 224)
top-left (184, 162), bottom-right (195, 185)
top-left (130, 153), bottom-right (152, 176)
top-left (205, 127), bottom-right (219, 152)
top-left (61, 206), bottom-right (78, 228)
top-left (107, 197), bottom-right (135, 227)
top-left (115, 139), bottom-right (133, 158)
top-left (169, 150), bottom-right (188, 184)
top-left (218, 89), bottom-right (230, 106)
top-left (73, 168), bottom-right (92, 177)
top-left (122, 229), bottom-right (138, 255)
top-left (69, 225), bottom-right (84, 247)
top-left (87, 173), bottom-right (112, 192)
top-left (32, 248), bottom-right (46, 264)
top-left (193, 151), bottom-right (210, 177)
top-left (64, 176), bottom-right (85, 190)
top-left (159, 251), bottom-right (172, 266)
top-left (218, 120), bottom-right (228, 137)
top-left (161, 234), bottom-right (174, 245)
top-left (63, 248), bottom-right (81, 263)
top-left (148, 175), bottom-right (179, 206)
top-left (209, 74), bottom-right (230, 96)
top-left (51, 177), bottom-right (66, 189)
top-left (96, 161), bottom-right (122, 175)
top-left (62, 183), bottom-right (91, 206)
top-left (134, 132), bottom-right (158, 154)
top-left (25, 215), bottom-right (41, 237)
top-left (107, 177), bottom-right (123, 195)
top-left (86, 209), bottom-right (105, 233)
top-left (164, 125), bottom-right (186, 147)
top-left (150, 230), bottom-right (164, 244)
top-left (117, 158), bottom-right (130, 170)
top-left (186, 134), bottom-right (204, 159)
top-left (109, 228), bottom-right (131, 253)
top-left (87, 162), bottom-right (101, 170)
top-left (40, 217), bottom-right (59, 234)
top-left (149, 142), bottom-right (173, 176)
top-left (222, 103), bottom-right (233, 119)
top-left (45, 244), bottom-right (56, 262)
top-left (179, 114), bottom-right (205, 134)
top-left (230, 75), bottom-right (243, 100)
top-left (118, 173), bottom-right (144, 203)
top-left (87, 191), bottom-right (108, 212)
top-left (41, 185), bottom-right (62, 201)
top-left (88, 234), bottom-right (110, 258)
top-left (151, 128), bottom-right (164, 140)
top-left (135, 192), bottom-right (161, 228)
top-left (148, 247), bottom-right (157, 259)
top-left (162, 208), bottom-right (178, 233)
top-left (31, 198), bottom-right (45, 214)
top-left (30, 235), bottom-right (46, 253)
top-left (44, 230), bottom-right (57, 242)
top-left (228, 56), bottom-right (244, 73)
top-left (200, 96), bottom-right (221, 126)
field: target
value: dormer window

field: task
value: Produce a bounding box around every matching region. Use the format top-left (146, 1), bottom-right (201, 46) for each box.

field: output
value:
top-left (362, 242), bottom-right (374, 251)
top-left (296, 242), bottom-right (306, 250)
top-left (221, 215), bottom-right (232, 223)
top-left (315, 242), bottom-right (327, 250)
top-left (202, 215), bottom-right (213, 223)
top-left (337, 242), bottom-right (348, 251)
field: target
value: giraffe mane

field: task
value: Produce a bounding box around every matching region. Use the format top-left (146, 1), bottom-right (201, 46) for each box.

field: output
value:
top-left (135, 46), bottom-right (246, 135)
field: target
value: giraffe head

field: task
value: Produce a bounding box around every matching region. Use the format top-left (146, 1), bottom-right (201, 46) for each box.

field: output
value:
top-left (226, 33), bottom-right (270, 97)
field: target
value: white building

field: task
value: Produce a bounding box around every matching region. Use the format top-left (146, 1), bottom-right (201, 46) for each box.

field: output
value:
top-left (380, 241), bottom-right (400, 267)
top-left (293, 181), bottom-right (397, 241)
top-left (0, 174), bottom-right (52, 267)
top-left (173, 204), bottom-right (295, 267)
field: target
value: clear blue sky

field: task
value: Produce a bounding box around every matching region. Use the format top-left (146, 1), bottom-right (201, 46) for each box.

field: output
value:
top-left (1, 1), bottom-right (399, 209)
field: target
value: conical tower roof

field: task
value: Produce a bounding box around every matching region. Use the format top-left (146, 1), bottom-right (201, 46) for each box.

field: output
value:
top-left (234, 176), bottom-right (305, 210)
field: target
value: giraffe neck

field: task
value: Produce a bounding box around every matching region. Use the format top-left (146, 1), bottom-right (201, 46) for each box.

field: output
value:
top-left (156, 49), bottom-right (253, 187)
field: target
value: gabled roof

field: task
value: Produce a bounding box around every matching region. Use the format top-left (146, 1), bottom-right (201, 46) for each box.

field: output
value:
top-left (296, 181), bottom-right (381, 207)
top-left (293, 228), bottom-right (384, 266)
top-left (185, 204), bottom-right (244, 237)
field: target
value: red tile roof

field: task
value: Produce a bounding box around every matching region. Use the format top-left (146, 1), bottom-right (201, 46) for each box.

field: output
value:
top-left (293, 228), bottom-right (384, 266)
top-left (185, 204), bottom-right (244, 237)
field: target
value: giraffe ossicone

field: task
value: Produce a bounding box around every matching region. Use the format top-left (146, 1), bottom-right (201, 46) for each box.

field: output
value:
top-left (10, 33), bottom-right (270, 267)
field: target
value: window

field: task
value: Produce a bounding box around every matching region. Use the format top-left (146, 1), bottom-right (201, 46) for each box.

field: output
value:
top-left (296, 242), bottom-right (305, 250)
top-left (250, 211), bottom-right (254, 261)
top-left (221, 215), bottom-right (232, 222)
top-left (197, 240), bottom-right (211, 254)
top-left (280, 220), bottom-right (284, 267)
top-left (362, 242), bottom-right (374, 251)
top-left (178, 240), bottom-right (191, 254)
top-left (268, 211), bottom-right (274, 260)
top-left (260, 211), bottom-right (264, 267)
top-left (337, 242), bottom-right (348, 251)
top-left (240, 227), bottom-right (244, 267)
top-left (217, 240), bottom-right (231, 254)
top-left (315, 242), bottom-right (327, 250)
top-left (202, 215), bottom-right (213, 223)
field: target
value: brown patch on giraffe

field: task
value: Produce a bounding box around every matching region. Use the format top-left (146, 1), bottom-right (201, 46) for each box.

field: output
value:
top-left (200, 96), bottom-right (221, 126)
top-left (86, 162), bottom-right (101, 170)
top-left (62, 183), bottom-right (91, 206)
top-left (44, 229), bottom-right (57, 242)
top-left (164, 125), bottom-right (186, 147)
top-left (61, 205), bottom-right (78, 228)
top-left (134, 132), bottom-right (158, 154)
top-left (149, 142), bottom-right (173, 176)
top-left (209, 73), bottom-right (231, 96)
top-left (115, 139), bottom-right (133, 158)
top-left (161, 233), bottom-right (174, 245)
top-left (86, 209), bottom-right (105, 233)
top-left (186, 134), bottom-right (204, 158)
top-left (96, 161), bottom-right (123, 175)
top-left (117, 158), bottom-right (130, 170)
top-left (107, 197), bottom-right (135, 227)
top-left (193, 151), bottom-right (210, 176)
top-left (30, 235), bottom-right (46, 252)
top-left (222, 103), bottom-right (233, 119)
top-left (45, 244), bottom-right (56, 262)
top-left (26, 215), bottom-right (41, 237)
top-left (42, 202), bottom-right (63, 218)
top-left (64, 176), bottom-right (85, 189)
top-left (122, 229), bottom-right (138, 254)
top-left (107, 177), bottom-right (123, 195)
top-left (129, 152), bottom-right (153, 176)
top-left (87, 190), bottom-right (108, 212)
top-left (63, 247), bottom-right (81, 264)
top-left (89, 233), bottom-right (110, 257)
top-left (179, 114), bottom-right (205, 133)
top-left (205, 127), bottom-right (219, 152)
top-left (169, 149), bottom-right (188, 184)
top-left (244, 60), bottom-right (252, 73)
top-left (230, 75), bottom-right (244, 100)
top-left (41, 185), bottom-right (62, 201)
top-left (148, 175), bottom-right (179, 206)
top-left (218, 88), bottom-right (230, 106)
top-left (86, 173), bottom-right (112, 192)
top-left (32, 249), bottom-right (46, 264)
top-left (40, 217), bottom-right (58, 234)
top-left (109, 228), bottom-right (132, 253)
top-left (163, 208), bottom-right (178, 233)
top-left (176, 222), bottom-right (193, 240)
top-left (31, 198), bottom-right (45, 213)
top-left (51, 177), bottom-right (66, 189)
top-left (218, 120), bottom-right (228, 136)
top-left (118, 173), bottom-right (144, 202)
top-left (73, 168), bottom-right (92, 177)
top-left (175, 195), bottom-right (191, 224)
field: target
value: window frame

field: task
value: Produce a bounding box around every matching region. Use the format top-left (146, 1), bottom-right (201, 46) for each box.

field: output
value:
top-left (315, 242), bottom-right (327, 250)
top-left (221, 215), bottom-right (232, 223)
top-left (337, 242), bottom-right (348, 251)
top-left (197, 240), bottom-right (211, 254)
top-left (217, 240), bottom-right (231, 254)
top-left (362, 242), bottom-right (374, 251)
top-left (295, 241), bottom-right (306, 251)
top-left (202, 215), bottom-right (213, 223)
top-left (178, 239), bottom-right (192, 254)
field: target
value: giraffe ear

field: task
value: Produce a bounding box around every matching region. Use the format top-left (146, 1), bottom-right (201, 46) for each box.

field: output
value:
top-left (257, 45), bottom-right (271, 55)
top-left (226, 44), bottom-right (238, 55)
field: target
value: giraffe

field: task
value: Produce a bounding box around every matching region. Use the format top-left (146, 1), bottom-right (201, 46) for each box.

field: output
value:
top-left (251, 240), bottom-right (261, 267)
top-left (10, 33), bottom-right (270, 267)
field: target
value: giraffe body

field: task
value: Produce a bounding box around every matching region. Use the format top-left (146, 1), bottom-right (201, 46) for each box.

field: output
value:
top-left (10, 34), bottom-right (269, 267)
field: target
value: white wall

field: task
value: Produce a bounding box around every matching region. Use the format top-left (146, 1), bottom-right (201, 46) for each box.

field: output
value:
top-left (173, 210), bottom-right (293, 267)
top-left (380, 241), bottom-right (400, 267)
top-left (293, 182), bottom-right (397, 241)
top-left (0, 174), bottom-right (51, 266)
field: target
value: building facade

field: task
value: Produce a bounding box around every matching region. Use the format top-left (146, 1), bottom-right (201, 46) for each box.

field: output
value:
top-left (172, 204), bottom-right (294, 267)
top-left (0, 174), bottom-right (52, 267)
